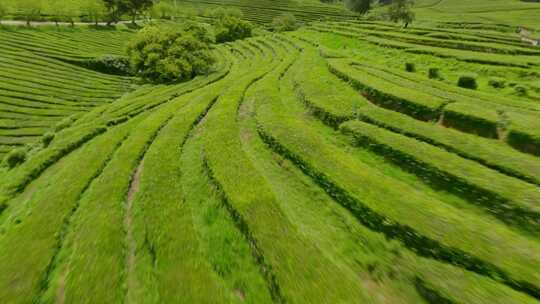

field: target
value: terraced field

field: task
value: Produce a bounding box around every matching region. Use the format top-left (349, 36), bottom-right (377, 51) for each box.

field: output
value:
top-left (174, 0), bottom-right (356, 24)
top-left (0, 27), bottom-right (134, 160)
top-left (413, 0), bottom-right (540, 28)
top-left (1, 15), bottom-right (540, 304)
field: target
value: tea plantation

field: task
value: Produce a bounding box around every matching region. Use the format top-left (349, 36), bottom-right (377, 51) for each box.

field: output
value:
top-left (0, 0), bottom-right (540, 303)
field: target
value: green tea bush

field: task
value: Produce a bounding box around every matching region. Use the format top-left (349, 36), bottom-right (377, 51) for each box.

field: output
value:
top-left (42, 132), bottom-right (55, 147)
top-left (457, 73), bottom-right (478, 90)
top-left (84, 55), bottom-right (131, 75)
top-left (428, 67), bottom-right (441, 79)
top-left (3, 148), bottom-right (27, 169)
top-left (272, 13), bottom-right (299, 32)
top-left (127, 24), bottom-right (215, 83)
top-left (208, 7), bottom-right (243, 19)
top-left (514, 84), bottom-right (528, 96)
top-left (405, 62), bottom-right (415, 72)
top-left (55, 116), bottom-right (75, 132)
top-left (488, 77), bottom-right (506, 89)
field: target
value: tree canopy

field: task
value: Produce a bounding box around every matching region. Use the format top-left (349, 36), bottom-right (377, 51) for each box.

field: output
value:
top-left (126, 24), bottom-right (215, 83)
top-left (344, 0), bottom-right (373, 15)
top-left (388, 0), bottom-right (415, 26)
top-left (272, 13), bottom-right (299, 32)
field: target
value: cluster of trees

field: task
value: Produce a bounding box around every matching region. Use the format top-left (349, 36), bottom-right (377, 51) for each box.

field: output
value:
top-left (127, 8), bottom-right (254, 83)
top-left (345, 0), bottom-right (415, 26)
top-left (207, 8), bottom-right (252, 43)
top-left (0, 2), bottom-right (7, 24)
top-left (0, 0), bottom-right (157, 26)
top-left (272, 13), bottom-right (299, 32)
top-left (127, 22), bottom-right (215, 83)
top-left (102, 0), bottom-right (154, 24)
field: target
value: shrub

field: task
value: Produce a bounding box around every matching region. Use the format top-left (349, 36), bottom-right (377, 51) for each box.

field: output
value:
top-left (514, 84), bottom-right (528, 96)
top-left (42, 132), bottom-right (55, 147)
top-left (405, 62), bottom-right (415, 72)
top-left (208, 7), bottom-right (243, 19)
top-left (182, 21), bottom-right (214, 44)
top-left (214, 16), bottom-right (253, 43)
top-left (488, 77), bottom-right (506, 89)
top-left (55, 116), bottom-right (75, 132)
top-left (272, 13), bottom-right (299, 32)
top-left (428, 67), bottom-right (441, 79)
top-left (457, 73), bottom-right (478, 90)
top-left (85, 55), bottom-right (131, 75)
top-left (3, 148), bottom-right (27, 169)
top-left (127, 24), bottom-right (215, 83)
top-left (151, 1), bottom-right (174, 19)
top-left (388, 0), bottom-right (415, 26)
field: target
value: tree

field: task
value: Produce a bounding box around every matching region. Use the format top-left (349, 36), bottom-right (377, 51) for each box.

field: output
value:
top-left (102, 0), bottom-right (123, 25)
top-left (388, 0), bottom-right (415, 27)
top-left (123, 0), bottom-right (153, 24)
top-left (84, 0), bottom-right (106, 26)
top-left (0, 1), bottom-right (7, 24)
top-left (182, 21), bottom-right (214, 43)
top-left (272, 13), bottom-right (299, 32)
top-left (150, 1), bottom-right (173, 20)
top-left (214, 16), bottom-right (252, 43)
top-left (127, 24), bottom-right (215, 83)
top-left (16, 0), bottom-right (42, 26)
top-left (49, 0), bottom-right (77, 26)
top-left (344, 0), bottom-right (373, 15)
top-left (209, 8), bottom-right (252, 43)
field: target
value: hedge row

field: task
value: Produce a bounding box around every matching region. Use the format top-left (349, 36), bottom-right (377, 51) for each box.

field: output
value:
top-left (340, 120), bottom-right (540, 234)
top-left (327, 58), bottom-right (444, 121)
top-left (255, 106), bottom-right (540, 300)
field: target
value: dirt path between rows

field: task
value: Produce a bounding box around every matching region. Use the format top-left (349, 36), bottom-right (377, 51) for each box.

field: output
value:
top-left (124, 160), bottom-right (144, 303)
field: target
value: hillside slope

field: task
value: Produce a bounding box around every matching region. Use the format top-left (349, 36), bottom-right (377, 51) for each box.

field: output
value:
top-left (414, 0), bottom-right (540, 28)
top-left (1, 21), bottom-right (540, 303)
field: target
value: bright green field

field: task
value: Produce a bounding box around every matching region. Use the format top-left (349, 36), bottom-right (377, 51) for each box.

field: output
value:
top-left (1, 1), bottom-right (540, 303)
top-left (414, 0), bottom-right (540, 29)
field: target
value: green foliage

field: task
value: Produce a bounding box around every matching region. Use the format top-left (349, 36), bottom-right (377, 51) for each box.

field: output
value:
top-left (0, 1), bottom-right (7, 21)
top-left (82, 0), bottom-right (106, 25)
top-left (102, 0), bottom-right (123, 24)
top-left (122, 0), bottom-right (153, 23)
top-left (3, 148), bottom-right (27, 169)
top-left (214, 16), bottom-right (253, 43)
top-left (405, 62), bottom-right (415, 72)
top-left (16, 0), bottom-right (43, 25)
top-left (457, 73), bottom-right (478, 90)
top-left (388, 0), bottom-right (415, 26)
top-left (272, 13), bottom-right (299, 32)
top-left (428, 67), bottom-right (441, 79)
top-left (182, 21), bottom-right (214, 43)
top-left (41, 132), bottom-right (55, 148)
top-left (488, 77), bottom-right (506, 89)
top-left (345, 0), bottom-right (373, 15)
top-left (150, 1), bottom-right (174, 19)
top-left (514, 84), bottom-right (528, 96)
top-left (48, 0), bottom-right (78, 26)
top-left (126, 24), bottom-right (215, 83)
top-left (55, 116), bottom-right (76, 132)
top-left (208, 7), bottom-right (243, 19)
top-left (86, 55), bottom-right (131, 75)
